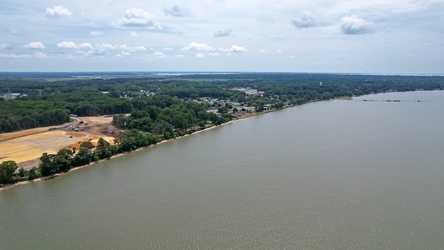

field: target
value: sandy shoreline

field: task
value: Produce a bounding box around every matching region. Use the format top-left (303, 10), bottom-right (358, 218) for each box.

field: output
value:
top-left (0, 111), bottom-right (267, 191)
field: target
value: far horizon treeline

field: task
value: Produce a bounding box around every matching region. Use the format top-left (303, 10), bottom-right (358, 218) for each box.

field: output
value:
top-left (1, 73), bottom-right (443, 133)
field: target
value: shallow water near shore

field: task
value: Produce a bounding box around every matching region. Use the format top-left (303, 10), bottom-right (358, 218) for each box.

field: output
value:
top-left (1, 91), bottom-right (444, 249)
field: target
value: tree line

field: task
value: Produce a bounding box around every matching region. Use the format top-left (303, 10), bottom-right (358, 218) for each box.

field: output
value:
top-left (2, 73), bottom-right (443, 133)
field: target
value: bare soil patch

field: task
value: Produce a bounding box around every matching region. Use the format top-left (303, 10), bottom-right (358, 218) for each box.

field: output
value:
top-left (0, 116), bottom-right (118, 170)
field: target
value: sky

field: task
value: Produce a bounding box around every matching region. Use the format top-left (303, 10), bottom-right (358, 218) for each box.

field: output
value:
top-left (1, 0), bottom-right (443, 74)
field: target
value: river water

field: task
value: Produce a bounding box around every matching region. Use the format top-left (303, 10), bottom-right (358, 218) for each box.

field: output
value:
top-left (1, 91), bottom-right (444, 249)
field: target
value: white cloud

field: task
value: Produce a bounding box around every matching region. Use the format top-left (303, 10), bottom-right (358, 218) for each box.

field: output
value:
top-left (79, 43), bottom-right (94, 49)
top-left (340, 15), bottom-right (375, 35)
top-left (288, 55), bottom-right (295, 58)
top-left (114, 8), bottom-right (162, 28)
top-left (208, 53), bottom-right (220, 56)
top-left (34, 52), bottom-right (48, 59)
top-left (133, 46), bottom-right (147, 51)
top-left (164, 3), bottom-right (192, 17)
top-left (219, 45), bottom-right (248, 53)
top-left (291, 10), bottom-right (317, 28)
top-left (119, 44), bottom-right (131, 50)
top-left (176, 54), bottom-right (185, 58)
top-left (119, 44), bottom-right (147, 52)
top-left (57, 41), bottom-right (77, 49)
top-left (0, 43), bottom-right (11, 50)
top-left (99, 43), bottom-right (117, 50)
top-left (44, 6), bottom-right (72, 18)
top-left (153, 51), bottom-right (167, 58)
top-left (57, 41), bottom-right (93, 49)
top-left (130, 32), bottom-right (138, 37)
top-left (195, 53), bottom-right (205, 58)
top-left (276, 50), bottom-right (282, 54)
top-left (163, 47), bottom-right (174, 51)
top-left (23, 41), bottom-right (46, 49)
top-left (0, 53), bottom-right (31, 59)
top-left (116, 51), bottom-right (131, 57)
top-left (258, 49), bottom-right (272, 54)
top-left (214, 29), bottom-right (232, 37)
top-left (91, 31), bottom-right (103, 36)
top-left (85, 49), bottom-right (108, 57)
top-left (182, 42), bottom-right (214, 51)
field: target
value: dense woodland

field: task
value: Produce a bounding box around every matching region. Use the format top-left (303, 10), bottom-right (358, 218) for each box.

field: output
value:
top-left (1, 72), bottom-right (444, 184)
top-left (1, 73), bottom-right (443, 133)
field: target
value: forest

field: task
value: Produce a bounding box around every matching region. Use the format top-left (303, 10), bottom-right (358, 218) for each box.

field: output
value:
top-left (1, 73), bottom-right (443, 133)
top-left (1, 72), bottom-right (444, 184)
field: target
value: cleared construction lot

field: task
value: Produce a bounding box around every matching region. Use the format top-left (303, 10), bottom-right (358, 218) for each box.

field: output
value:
top-left (0, 116), bottom-right (117, 170)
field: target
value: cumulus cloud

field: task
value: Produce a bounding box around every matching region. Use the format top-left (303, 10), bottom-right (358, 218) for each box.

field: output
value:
top-left (44, 6), bottom-right (72, 18)
top-left (57, 41), bottom-right (93, 49)
top-left (340, 15), bottom-right (375, 35)
top-left (99, 43), bottom-right (117, 50)
top-left (34, 52), bottom-right (48, 59)
top-left (57, 41), bottom-right (77, 49)
top-left (133, 46), bottom-right (147, 51)
top-left (119, 44), bottom-right (132, 50)
top-left (118, 44), bottom-right (147, 52)
top-left (164, 2), bottom-right (192, 17)
top-left (23, 41), bottom-right (46, 49)
top-left (219, 45), bottom-right (248, 53)
top-left (85, 49), bottom-right (108, 57)
top-left (91, 31), bottom-right (103, 36)
top-left (130, 31), bottom-right (139, 37)
top-left (182, 42), bottom-right (214, 51)
top-left (214, 29), bottom-right (231, 37)
top-left (195, 53), bottom-right (205, 58)
top-left (0, 43), bottom-right (11, 50)
top-left (258, 49), bottom-right (272, 54)
top-left (76, 43), bottom-right (93, 49)
top-left (114, 8), bottom-right (162, 28)
top-left (291, 10), bottom-right (316, 28)
top-left (163, 47), bottom-right (174, 51)
top-left (116, 51), bottom-right (131, 57)
top-left (208, 53), bottom-right (220, 56)
top-left (0, 53), bottom-right (31, 59)
top-left (153, 51), bottom-right (167, 58)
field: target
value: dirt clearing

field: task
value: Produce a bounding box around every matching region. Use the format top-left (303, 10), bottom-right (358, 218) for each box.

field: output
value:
top-left (0, 116), bottom-right (119, 170)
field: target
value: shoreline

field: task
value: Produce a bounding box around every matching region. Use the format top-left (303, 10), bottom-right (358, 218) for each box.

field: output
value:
top-left (0, 109), bottom-right (273, 191)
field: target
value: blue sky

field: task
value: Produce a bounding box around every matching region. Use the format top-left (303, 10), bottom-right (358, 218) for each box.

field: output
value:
top-left (1, 0), bottom-right (443, 74)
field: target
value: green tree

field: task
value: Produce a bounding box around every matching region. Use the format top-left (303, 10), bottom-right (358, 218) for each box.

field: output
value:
top-left (73, 147), bottom-right (94, 166)
top-left (80, 141), bottom-right (95, 149)
top-left (0, 161), bottom-right (18, 184)
top-left (95, 138), bottom-right (113, 159)
top-left (28, 167), bottom-right (41, 180)
top-left (39, 153), bottom-right (58, 176)
top-left (54, 149), bottom-right (73, 172)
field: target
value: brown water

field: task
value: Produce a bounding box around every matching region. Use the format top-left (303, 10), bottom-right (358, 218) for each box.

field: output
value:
top-left (1, 91), bottom-right (444, 249)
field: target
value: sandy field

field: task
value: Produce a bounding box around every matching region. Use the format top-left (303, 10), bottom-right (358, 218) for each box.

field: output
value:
top-left (0, 116), bottom-right (118, 170)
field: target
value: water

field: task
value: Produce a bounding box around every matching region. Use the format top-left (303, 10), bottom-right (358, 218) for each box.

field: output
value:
top-left (1, 91), bottom-right (444, 249)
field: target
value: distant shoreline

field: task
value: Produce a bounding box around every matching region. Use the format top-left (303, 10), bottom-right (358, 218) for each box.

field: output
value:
top-left (0, 108), bottom-right (278, 191)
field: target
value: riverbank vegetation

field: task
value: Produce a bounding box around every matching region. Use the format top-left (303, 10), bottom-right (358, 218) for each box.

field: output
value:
top-left (1, 72), bottom-right (444, 185)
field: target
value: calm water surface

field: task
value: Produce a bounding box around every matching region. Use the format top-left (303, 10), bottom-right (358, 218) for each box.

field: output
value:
top-left (1, 91), bottom-right (444, 249)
